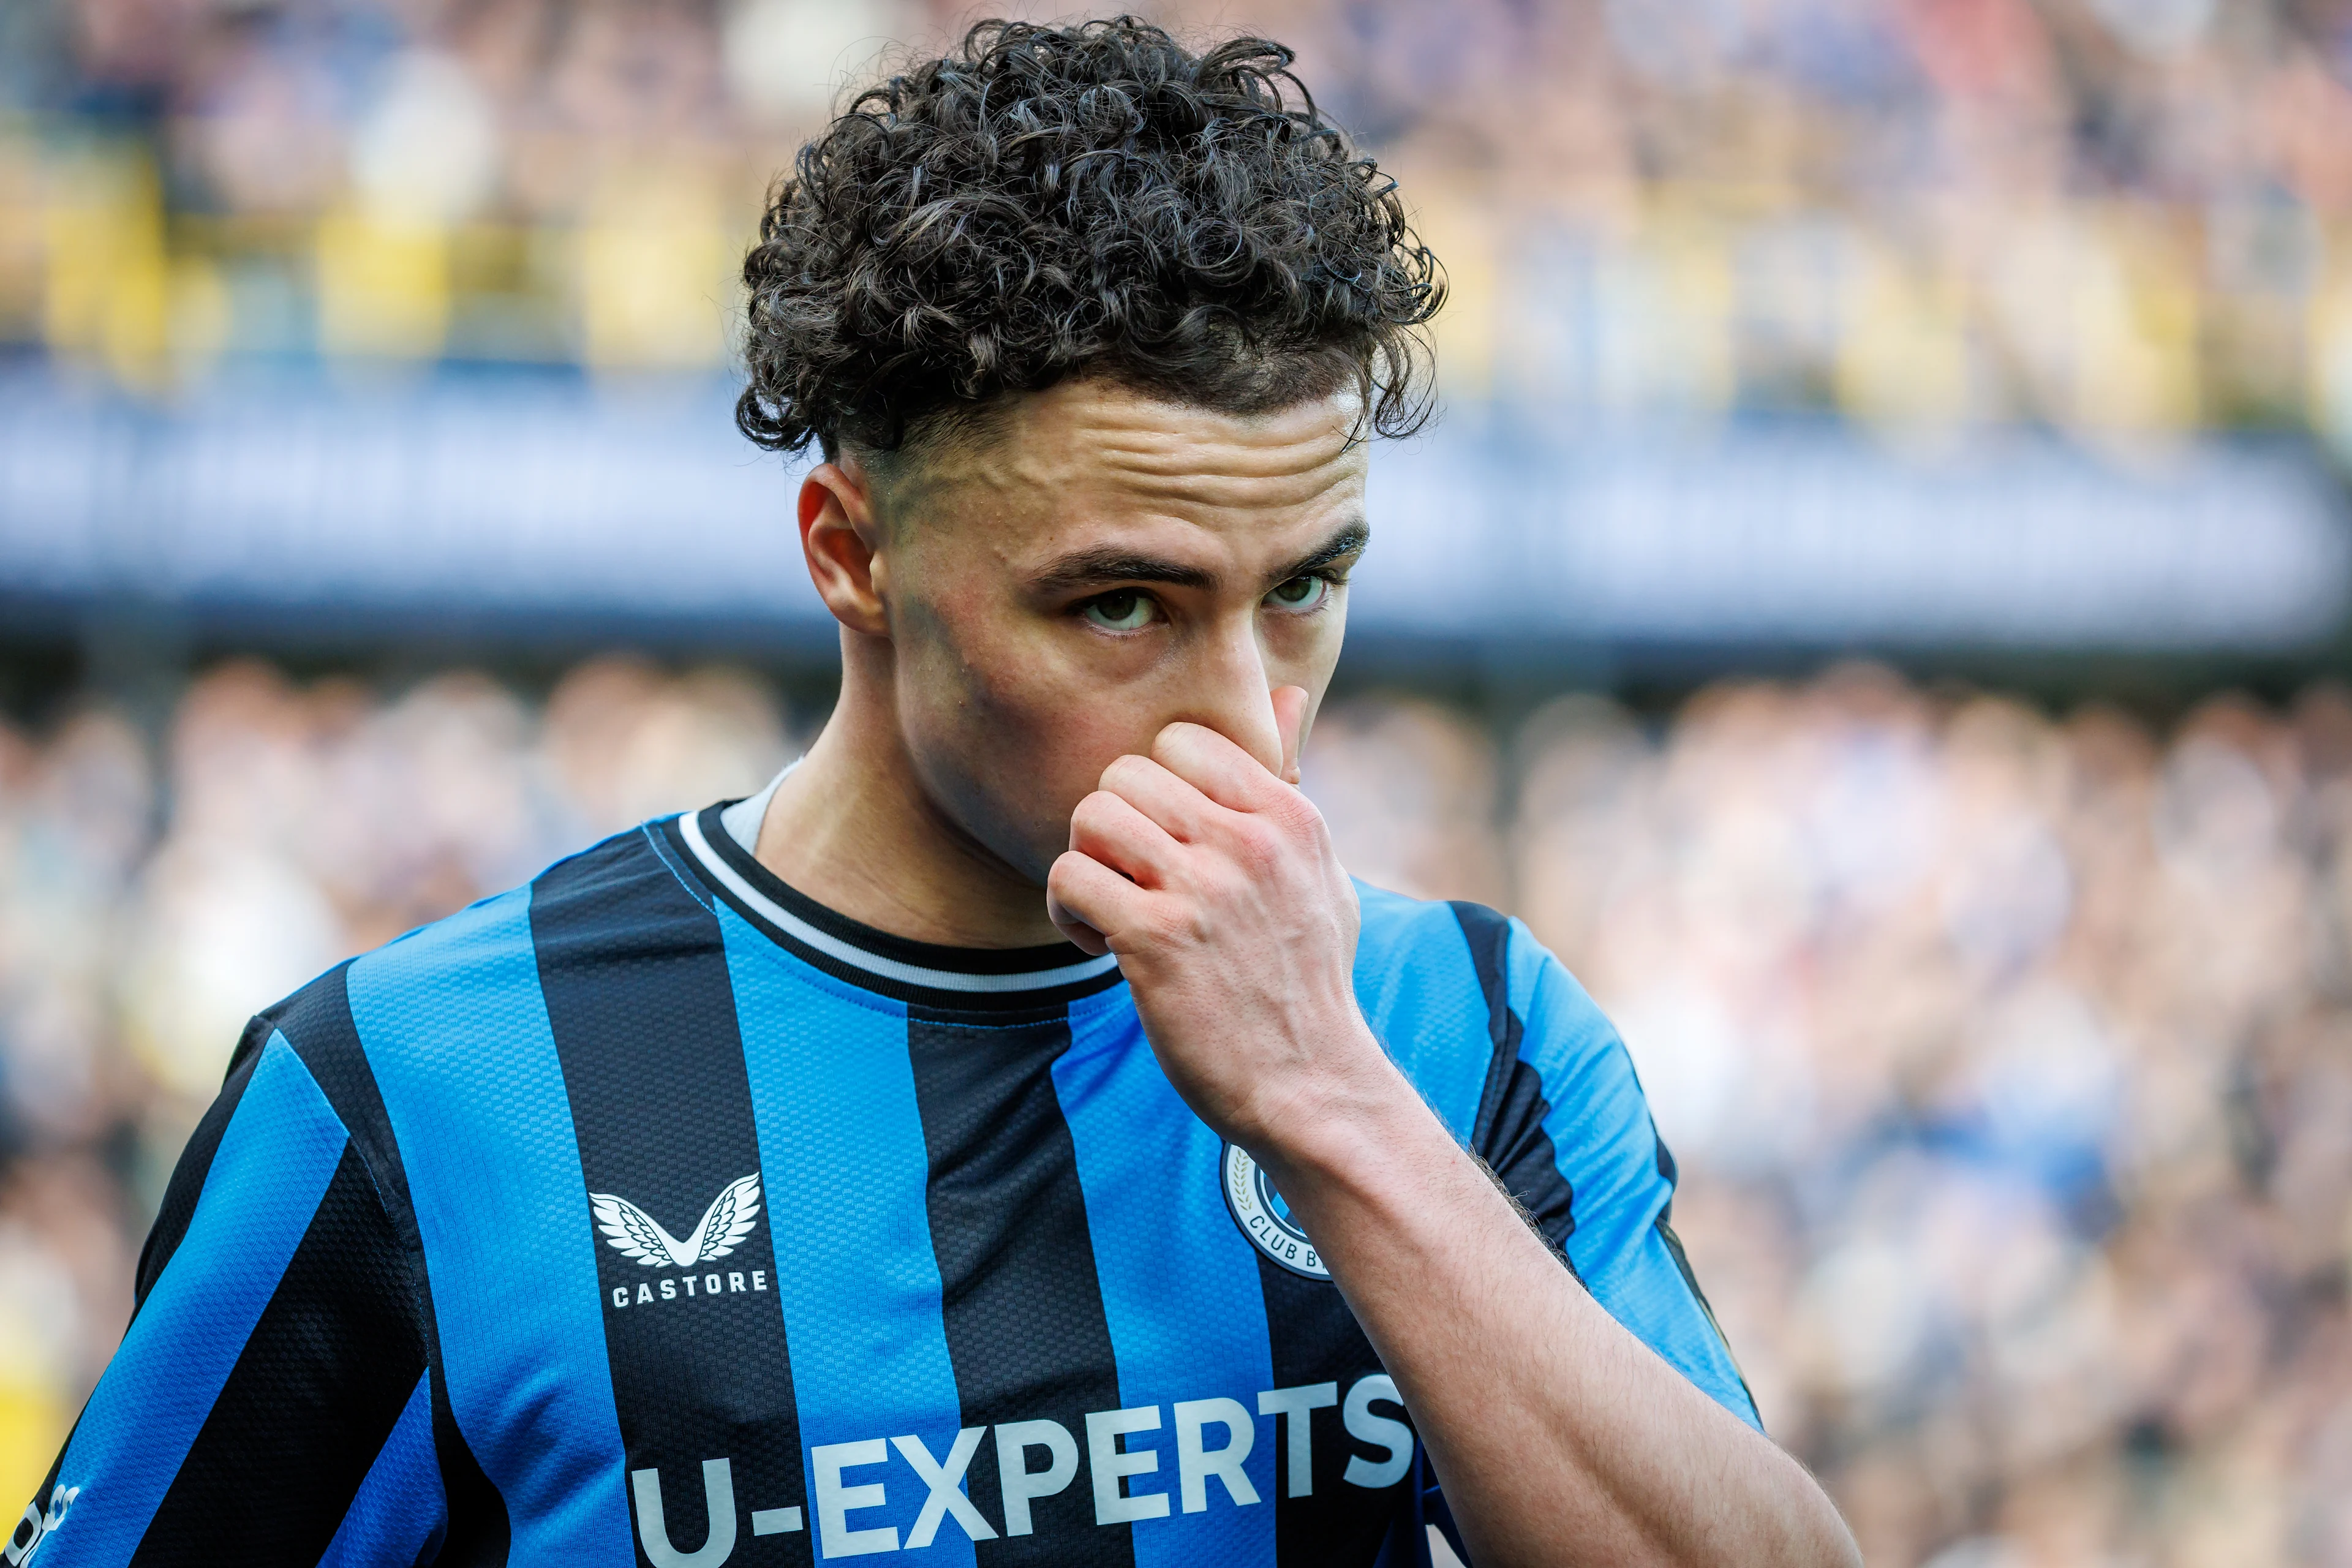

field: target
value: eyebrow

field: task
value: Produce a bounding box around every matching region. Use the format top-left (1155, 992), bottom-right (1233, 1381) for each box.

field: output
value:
top-left (1270, 520), bottom-right (1370, 586)
top-left (1031, 519), bottom-right (1371, 596)
top-left (1031, 549), bottom-right (1218, 594)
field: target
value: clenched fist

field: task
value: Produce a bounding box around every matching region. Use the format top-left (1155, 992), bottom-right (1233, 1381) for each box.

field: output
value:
top-left (1044, 687), bottom-right (1390, 1155)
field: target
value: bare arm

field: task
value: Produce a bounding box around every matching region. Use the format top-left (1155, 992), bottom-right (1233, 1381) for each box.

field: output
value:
top-left (1046, 695), bottom-right (1858, 1568)
top-left (1263, 1050), bottom-right (1856, 1567)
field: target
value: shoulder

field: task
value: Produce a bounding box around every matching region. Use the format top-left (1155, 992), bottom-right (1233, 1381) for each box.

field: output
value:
top-left (1349, 881), bottom-right (1622, 1144)
top-left (1352, 887), bottom-right (1760, 1426)
top-left (340, 821), bottom-right (698, 1029)
top-left (1350, 881), bottom-right (1617, 1055)
top-left (1348, 881), bottom-right (1483, 1054)
top-left (246, 823), bottom-right (699, 1149)
top-left (1350, 880), bottom-right (1478, 971)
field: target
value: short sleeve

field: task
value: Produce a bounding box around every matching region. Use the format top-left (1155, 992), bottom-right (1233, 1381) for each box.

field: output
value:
top-left (1456, 906), bottom-right (1761, 1431)
top-left (19, 1028), bottom-right (443, 1566)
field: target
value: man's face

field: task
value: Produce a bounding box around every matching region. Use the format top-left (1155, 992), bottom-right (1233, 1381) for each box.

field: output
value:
top-left (866, 379), bottom-right (1368, 888)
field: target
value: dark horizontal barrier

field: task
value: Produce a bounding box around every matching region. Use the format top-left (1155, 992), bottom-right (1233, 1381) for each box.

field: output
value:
top-left (1, 367), bottom-right (2343, 655)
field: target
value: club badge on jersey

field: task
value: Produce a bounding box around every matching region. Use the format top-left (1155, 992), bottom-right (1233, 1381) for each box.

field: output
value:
top-left (1222, 1142), bottom-right (1330, 1280)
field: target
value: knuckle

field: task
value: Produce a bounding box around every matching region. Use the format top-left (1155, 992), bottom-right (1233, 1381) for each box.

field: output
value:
top-left (1267, 788), bottom-right (1323, 836)
top-left (1146, 899), bottom-right (1209, 947)
top-left (1152, 723), bottom-right (1213, 772)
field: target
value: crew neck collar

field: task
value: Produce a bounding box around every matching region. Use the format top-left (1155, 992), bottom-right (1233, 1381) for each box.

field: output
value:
top-left (666, 801), bottom-right (1124, 1012)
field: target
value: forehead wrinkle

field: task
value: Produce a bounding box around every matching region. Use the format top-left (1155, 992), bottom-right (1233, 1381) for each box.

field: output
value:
top-left (1078, 432), bottom-right (1365, 521)
top-left (954, 444), bottom-right (1361, 528)
top-left (1095, 469), bottom-right (1358, 520)
top-left (1084, 423), bottom-right (1359, 478)
top-left (902, 385), bottom-right (1367, 532)
top-left (1081, 421), bottom-right (1361, 498)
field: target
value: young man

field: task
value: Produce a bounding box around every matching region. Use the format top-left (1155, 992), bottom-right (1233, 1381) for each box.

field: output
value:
top-left (20, 20), bottom-right (1856, 1568)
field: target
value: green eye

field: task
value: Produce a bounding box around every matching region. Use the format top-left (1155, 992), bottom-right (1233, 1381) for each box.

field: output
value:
top-left (1081, 590), bottom-right (1157, 631)
top-left (1266, 575), bottom-right (1329, 611)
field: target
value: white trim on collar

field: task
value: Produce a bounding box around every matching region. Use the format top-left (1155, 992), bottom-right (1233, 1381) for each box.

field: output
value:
top-left (720, 760), bottom-right (797, 854)
top-left (676, 807), bottom-right (1121, 995)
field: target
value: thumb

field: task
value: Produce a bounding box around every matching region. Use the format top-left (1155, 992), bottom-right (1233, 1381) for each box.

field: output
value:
top-left (1271, 685), bottom-right (1309, 786)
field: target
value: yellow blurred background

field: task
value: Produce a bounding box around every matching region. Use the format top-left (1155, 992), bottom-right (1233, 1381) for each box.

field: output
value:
top-left (6, 0), bottom-right (2352, 451)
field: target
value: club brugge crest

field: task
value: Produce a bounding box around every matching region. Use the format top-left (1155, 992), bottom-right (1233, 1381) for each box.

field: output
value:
top-left (1222, 1142), bottom-right (1330, 1280)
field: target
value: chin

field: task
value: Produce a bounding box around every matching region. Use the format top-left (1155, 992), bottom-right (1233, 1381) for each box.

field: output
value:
top-left (931, 778), bottom-right (1065, 892)
top-left (1001, 824), bottom-right (1074, 892)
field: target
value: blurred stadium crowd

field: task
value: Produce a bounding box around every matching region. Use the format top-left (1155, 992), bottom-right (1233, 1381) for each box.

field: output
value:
top-left (6, 0), bottom-right (2352, 453)
top-left (0, 658), bottom-right (2349, 1566)
top-left (10, 1), bottom-right (2352, 1565)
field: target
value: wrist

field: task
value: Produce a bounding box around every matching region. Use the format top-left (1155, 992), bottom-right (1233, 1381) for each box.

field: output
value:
top-left (1238, 1025), bottom-right (1446, 1202)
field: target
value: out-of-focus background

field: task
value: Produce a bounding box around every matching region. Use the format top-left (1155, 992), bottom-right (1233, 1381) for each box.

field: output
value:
top-left (7, 0), bottom-right (2352, 1562)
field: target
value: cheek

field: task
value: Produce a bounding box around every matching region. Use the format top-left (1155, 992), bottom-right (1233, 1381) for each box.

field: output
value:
top-left (937, 646), bottom-right (1129, 788)
top-left (894, 600), bottom-right (1140, 855)
top-left (898, 590), bottom-right (1061, 743)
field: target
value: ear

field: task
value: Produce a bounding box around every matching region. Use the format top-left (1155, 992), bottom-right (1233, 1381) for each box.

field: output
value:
top-left (798, 460), bottom-right (890, 637)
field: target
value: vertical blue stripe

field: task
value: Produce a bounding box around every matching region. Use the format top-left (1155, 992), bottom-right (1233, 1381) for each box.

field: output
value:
top-left (1055, 993), bottom-right (1276, 1568)
top-left (347, 887), bottom-right (635, 1564)
top-left (54, 1037), bottom-right (345, 1562)
top-left (718, 911), bottom-right (977, 1564)
top-left (317, 1373), bottom-right (443, 1568)
top-left (1502, 914), bottom-right (1548, 1031)
top-left (1352, 884), bottom-right (1491, 1141)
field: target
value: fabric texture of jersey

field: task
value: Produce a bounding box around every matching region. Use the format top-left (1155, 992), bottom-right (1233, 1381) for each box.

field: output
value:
top-left (18, 797), bottom-right (1757, 1568)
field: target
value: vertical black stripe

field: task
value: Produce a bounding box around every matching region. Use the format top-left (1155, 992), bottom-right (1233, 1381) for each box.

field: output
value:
top-left (273, 964), bottom-right (513, 1564)
top-left (130, 1016), bottom-right (269, 1314)
top-left (532, 835), bottom-right (809, 1568)
top-left (1254, 1259), bottom-right (1408, 1565)
top-left (905, 1010), bottom-right (1133, 1567)
top-left (130, 1144), bottom-right (426, 1566)
top-left (1452, 903), bottom-right (1578, 1266)
top-left (1453, 902), bottom-right (1521, 1151)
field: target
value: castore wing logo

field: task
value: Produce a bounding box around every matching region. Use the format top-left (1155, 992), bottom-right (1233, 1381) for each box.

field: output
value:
top-left (590, 1174), bottom-right (761, 1268)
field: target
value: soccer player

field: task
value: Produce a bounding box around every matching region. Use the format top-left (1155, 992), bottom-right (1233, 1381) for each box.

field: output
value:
top-left (17, 19), bottom-right (1858, 1568)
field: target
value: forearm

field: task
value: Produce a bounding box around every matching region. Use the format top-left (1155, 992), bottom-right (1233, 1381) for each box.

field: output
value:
top-left (1044, 714), bottom-right (1855, 1563)
top-left (1260, 1054), bottom-right (1860, 1568)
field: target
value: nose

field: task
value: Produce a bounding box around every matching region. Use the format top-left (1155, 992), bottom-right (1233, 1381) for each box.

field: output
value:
top-left (1177, 608), bottom-right (1285, 776)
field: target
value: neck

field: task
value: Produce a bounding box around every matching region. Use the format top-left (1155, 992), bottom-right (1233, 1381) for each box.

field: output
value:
top-left (751, 639), bottom-right (1065, 950)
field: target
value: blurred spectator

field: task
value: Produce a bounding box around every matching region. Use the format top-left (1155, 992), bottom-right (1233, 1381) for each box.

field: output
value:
top-left (6, 0), bottom-right (2352, 451)
top-left (1484, 665), bottom-right (2352, 1566)
top-left (1304, 696), bottom-right (1509, 908)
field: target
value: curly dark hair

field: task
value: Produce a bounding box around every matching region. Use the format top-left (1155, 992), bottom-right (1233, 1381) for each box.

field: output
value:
top-left (735, 15), bottom-right (1444, 462)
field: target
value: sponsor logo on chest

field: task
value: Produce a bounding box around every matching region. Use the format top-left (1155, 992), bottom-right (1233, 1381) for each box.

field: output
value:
top-left (624, 1374), bottom-right (1415, 1564)
top-left (587, 1162), bottom-right (1406, 1566)
top-left (592, 1174), bottom-right (769, 1308)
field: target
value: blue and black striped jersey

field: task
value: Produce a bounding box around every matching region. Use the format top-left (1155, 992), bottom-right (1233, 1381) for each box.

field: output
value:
top-left (18, 794), bottom-right (1757, 1568)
